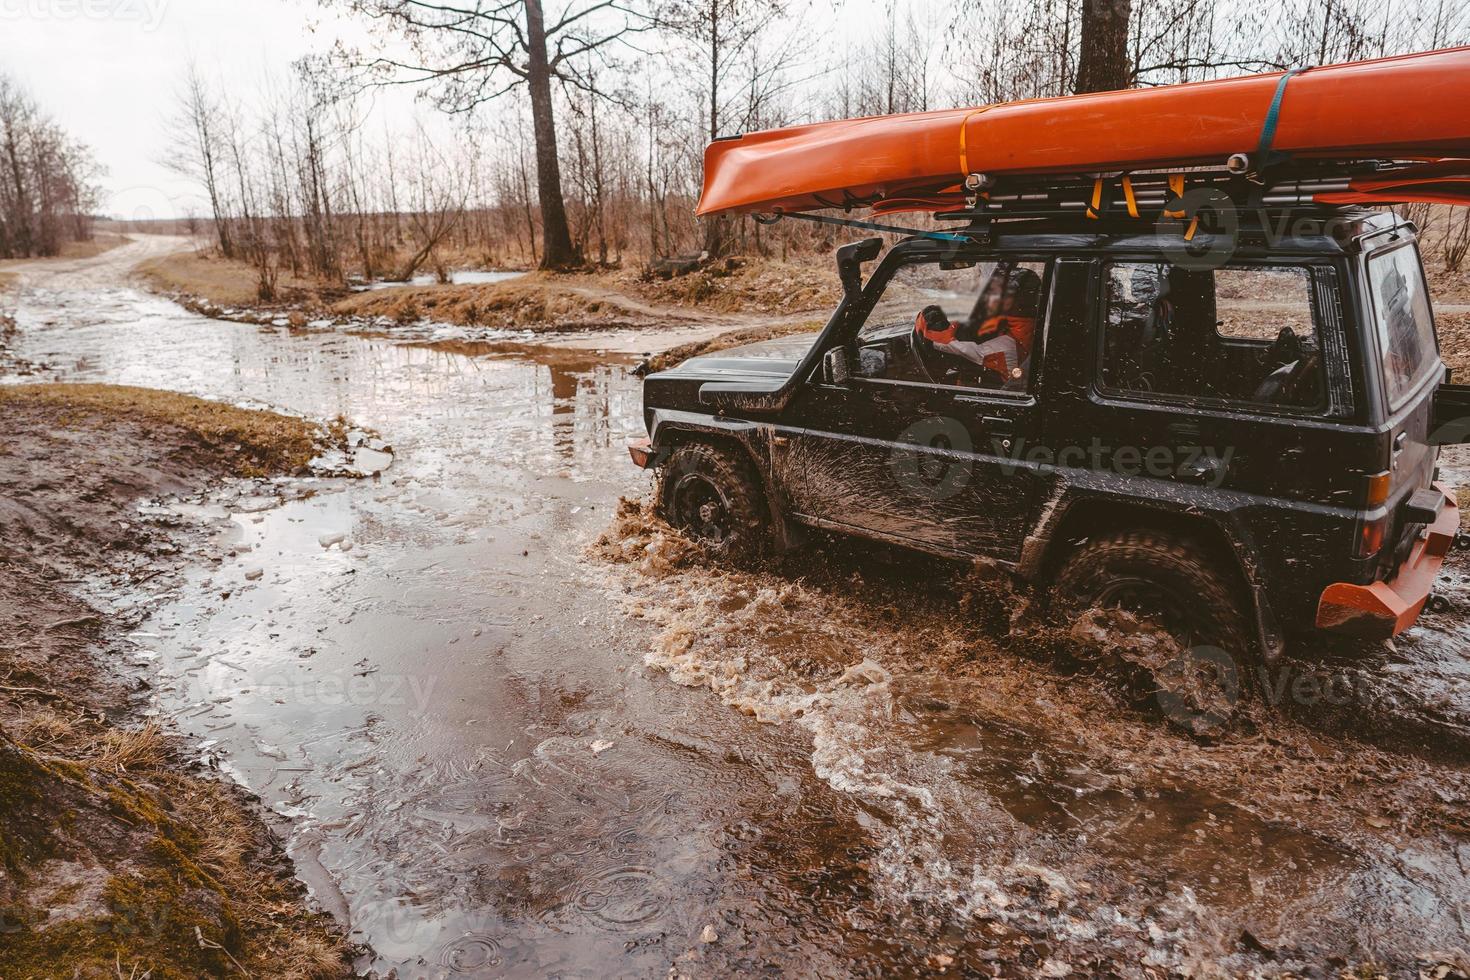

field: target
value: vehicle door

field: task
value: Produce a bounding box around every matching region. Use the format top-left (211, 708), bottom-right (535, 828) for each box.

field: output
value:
top-left (771, 256), bottom-right (1054, 561)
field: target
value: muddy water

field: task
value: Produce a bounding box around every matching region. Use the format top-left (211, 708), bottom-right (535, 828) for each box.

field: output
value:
top-left (6, 240), bottom-right (1470, 976)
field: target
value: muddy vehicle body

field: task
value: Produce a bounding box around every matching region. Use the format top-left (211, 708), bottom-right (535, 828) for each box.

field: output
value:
top-left (631, 209), bottom-right (1466, 665)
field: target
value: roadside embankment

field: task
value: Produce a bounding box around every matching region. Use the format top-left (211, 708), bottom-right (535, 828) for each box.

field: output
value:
top-left (0, 384), bottom-right (352, 978)
top-left (135, 249), bottom-right (346, 310)
top-left (135, 248), bottom-right (841, 342)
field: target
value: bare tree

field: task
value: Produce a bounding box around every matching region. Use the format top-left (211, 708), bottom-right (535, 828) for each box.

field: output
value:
top-left (667, 0), bottom-right (786, 257)
top-left (329, 0), bottom-right (649, 270)
top-left (1076, 0), bottom-right (1134, 92)
top-left (164, 64), bottom-right (234, 257)
top-left (0, 74), bottom-right (102, 259)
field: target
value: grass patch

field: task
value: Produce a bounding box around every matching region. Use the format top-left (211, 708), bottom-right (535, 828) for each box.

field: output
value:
top-left (643, 318), bottom-right (824, 374)
top-left (0, 383), bottom-right (321, 477)
top-left (331, 272), bottom-right (649, 329)
top-left (0, 270), bottom-right (16, 293)
top-left (1, 733), bottom-right (348, 979)
top-left (135, 249), bottom-right (338, 307)
top-left (57, 232), bottom-right (131, 260)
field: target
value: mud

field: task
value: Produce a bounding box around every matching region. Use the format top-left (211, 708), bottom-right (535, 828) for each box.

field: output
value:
top-left (598, 504), bottom-right (1470, 974)
top-left (0, 389), bottom-right (350, 977)
top-left (4, 235), bottom-right (1470, 976)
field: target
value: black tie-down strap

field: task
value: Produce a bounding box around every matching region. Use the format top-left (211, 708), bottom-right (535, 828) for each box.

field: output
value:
top-left (753, 210), bottom-right (976, 243)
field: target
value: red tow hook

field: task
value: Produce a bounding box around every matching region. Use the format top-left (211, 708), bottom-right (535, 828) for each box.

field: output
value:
top-left (628, 438), bottom-right (655, 469)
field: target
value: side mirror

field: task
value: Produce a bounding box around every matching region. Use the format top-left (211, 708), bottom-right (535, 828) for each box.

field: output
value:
top-left (836, 237), bottom-right (884, 301)
top-left (822, 346), bottom-right (853, 385)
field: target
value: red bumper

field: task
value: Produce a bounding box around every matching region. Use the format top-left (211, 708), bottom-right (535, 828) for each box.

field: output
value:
top-left (628, 438), bottom-right (655, 469)
top-left (1316, 482), bottom-right (1460, 638)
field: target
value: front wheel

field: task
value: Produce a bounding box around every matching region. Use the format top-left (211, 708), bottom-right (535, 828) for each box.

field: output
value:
top-left (657, 442), bottom-right (770, 559)
top-left (1052, 530), bottom-right (1253, 734)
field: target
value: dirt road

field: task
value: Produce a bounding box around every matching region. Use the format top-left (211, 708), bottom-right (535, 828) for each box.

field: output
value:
top-left (5, 238), bottom-right (1470, 976)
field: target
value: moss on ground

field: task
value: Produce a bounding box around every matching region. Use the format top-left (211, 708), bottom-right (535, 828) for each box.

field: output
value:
top-left (0, 383), bottom-right (321, 477)
top-left (0, 736), bottom-right (347, 979)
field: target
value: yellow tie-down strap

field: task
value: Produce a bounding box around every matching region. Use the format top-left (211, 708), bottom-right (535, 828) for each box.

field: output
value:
top-left (957, 106), bottom-right (996, 179)
top-left (1164, 173), bottom-right (1200, 240)
top-left (1086, 176), bottom-right (1141, 220)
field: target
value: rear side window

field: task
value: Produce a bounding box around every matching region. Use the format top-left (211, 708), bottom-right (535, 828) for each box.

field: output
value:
top-left (1367, 245), bottom-right (1437, 408)
top-left (1099, 263), bottom-right (1326, 411)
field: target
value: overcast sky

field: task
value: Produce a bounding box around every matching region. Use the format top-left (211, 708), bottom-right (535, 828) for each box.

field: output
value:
top-left (1, 0), bottom-right (899, 220)
top-left (0, 0), bottom-right (382, 219)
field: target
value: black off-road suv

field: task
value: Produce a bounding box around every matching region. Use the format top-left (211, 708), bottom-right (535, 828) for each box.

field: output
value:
top-left (629, 208), bottom-right (1466, 668)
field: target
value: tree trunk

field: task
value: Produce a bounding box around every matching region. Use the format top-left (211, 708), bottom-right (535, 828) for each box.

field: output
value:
top-left (701, 0), bottom-right (733, 258)
top-left (1075, 0), bottom-right (1134, 94)
top-left (525, 0), bottom-right (579, 270)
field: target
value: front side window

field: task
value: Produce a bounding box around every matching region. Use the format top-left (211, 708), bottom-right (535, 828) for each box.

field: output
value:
top-left (856, 259), bottom-right (1047, 392)
top-left (1099, 262), bottom-right (1326, 411)
top-left (1367, 244), bottom-right (1438, 408)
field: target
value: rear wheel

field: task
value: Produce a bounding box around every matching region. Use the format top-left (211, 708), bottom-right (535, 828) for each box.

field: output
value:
top-left (1053, 530), bottom-right (1253, 733)
top-left (658, 442), bottom-right (769, 559)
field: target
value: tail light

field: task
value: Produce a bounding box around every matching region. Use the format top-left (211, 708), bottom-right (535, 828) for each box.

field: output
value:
top-left (1355, 515), bottom-right (1389, 559)
top-left (1354, 470), bottom-right (1393, 560)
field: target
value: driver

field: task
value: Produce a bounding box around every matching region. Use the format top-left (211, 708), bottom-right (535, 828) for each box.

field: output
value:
top-left (914, 267), bottom-right (1041, 385)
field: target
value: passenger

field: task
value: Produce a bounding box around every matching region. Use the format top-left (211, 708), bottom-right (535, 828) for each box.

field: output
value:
top-left (914, 267), bottom-right (1042, 386)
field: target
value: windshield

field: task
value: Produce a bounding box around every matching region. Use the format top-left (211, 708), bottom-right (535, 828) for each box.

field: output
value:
top-left (1367, 244), bottom-right (1438, 408)
top-left (857, 258), bottom-right (1047, 391)
top-left (862, 260), bottom-right (1017, 341)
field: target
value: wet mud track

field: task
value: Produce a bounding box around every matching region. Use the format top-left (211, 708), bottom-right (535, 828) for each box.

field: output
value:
top-left (5, 239), bottom-right (1470, 976)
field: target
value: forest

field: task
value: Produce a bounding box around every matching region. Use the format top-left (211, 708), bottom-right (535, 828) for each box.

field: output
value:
top-left (0, 75), bottom-right (103, 259)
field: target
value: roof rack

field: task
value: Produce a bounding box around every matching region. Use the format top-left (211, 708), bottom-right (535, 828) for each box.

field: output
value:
top-left (865, 158), bottom-right (1470, 224)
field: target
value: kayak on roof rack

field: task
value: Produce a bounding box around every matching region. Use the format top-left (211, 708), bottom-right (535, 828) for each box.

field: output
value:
top-left (695, 46), bottom-right (1470, 218)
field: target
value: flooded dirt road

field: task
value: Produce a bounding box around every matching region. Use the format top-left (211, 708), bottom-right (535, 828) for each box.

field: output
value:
top-left (5, 237), bottom-right (1470, 977)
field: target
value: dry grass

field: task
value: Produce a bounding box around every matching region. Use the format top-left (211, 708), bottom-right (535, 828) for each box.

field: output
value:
top-left (330, 257), bottom-right (839, 330)
top-left (0, 383), bottom-right (321, 477)
top-left (1438, 310), bottom-right (1470, 379)
top-left (1427, 267), bottom-right (1470, 305)
top-left (598, 256), bottom-right (843, 315)
top-left (0, 233), bottom-right (130, 274)
top-left (643, 317), bottom-right (824, 374)
top-left (135, 249), bottom-right (338, 307)
top-left (93, 723), bottom-right (171, 773)
top-left (57, 232), bottom-right (130, 260)
top-left (330, 272), bottom-right (652, 329)
top-left (1, 732), bottom-right (351, 977)
top-left (0, 270), bottom-right (16, 293)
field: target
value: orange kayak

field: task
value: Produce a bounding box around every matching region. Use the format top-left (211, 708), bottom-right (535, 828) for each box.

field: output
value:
top-left (696, 47), bottom-right (1470, 216)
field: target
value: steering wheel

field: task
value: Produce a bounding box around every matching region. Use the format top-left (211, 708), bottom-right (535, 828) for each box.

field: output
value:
top-left (910, 305), bottom-right (1008, 389)
top-left (907, 314), bottom-right (941, 383)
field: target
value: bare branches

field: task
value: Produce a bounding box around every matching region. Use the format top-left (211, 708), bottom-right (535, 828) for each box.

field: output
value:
top-left (0, 73), bottom-right (104, 258)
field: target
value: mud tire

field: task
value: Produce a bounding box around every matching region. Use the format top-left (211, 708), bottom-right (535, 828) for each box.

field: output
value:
top-left (658, 442), bottom-right (770, 559)
top-left (1052, 530), bottom-right (1253, 734)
